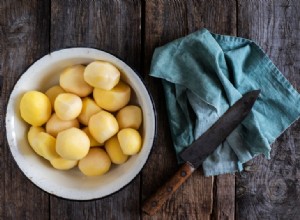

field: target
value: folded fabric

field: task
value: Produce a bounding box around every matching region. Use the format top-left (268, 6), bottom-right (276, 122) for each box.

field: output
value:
top-left (150, 28), bottom-right (300, 176)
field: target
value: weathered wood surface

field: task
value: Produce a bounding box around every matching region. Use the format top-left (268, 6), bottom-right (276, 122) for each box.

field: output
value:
top-left (0, 1), bottom-right (50, 220)
top-left (142, 1), bottom-right (236, 219)
top-left (0, 0), bottom-right (299, 219)
top-left (235, 0), bottom-right (300, 219)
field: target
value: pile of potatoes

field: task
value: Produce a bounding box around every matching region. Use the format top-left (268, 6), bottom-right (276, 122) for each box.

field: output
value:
top-left (19, 61), bottom-right (143, 176)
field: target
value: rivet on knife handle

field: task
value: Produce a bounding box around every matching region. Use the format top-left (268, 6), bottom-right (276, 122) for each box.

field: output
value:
top-left (142, 162), bottom-right (195, 216)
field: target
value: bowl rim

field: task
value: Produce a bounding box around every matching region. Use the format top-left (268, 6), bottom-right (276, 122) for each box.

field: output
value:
top-left (5, 47), bottom-right (157, 200)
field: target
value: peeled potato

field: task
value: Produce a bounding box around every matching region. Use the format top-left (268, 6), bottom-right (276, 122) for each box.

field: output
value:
top-left (82, 127), bottom-right (102, 147)
top-left (84, 61), bottom-right (120, 90)
top-left (78, 97), bottom-right (101, 125)
top-left (20, 60), bottom-right (146, 176)
top-left (56, 127), bottom-right (90, 160)
top-left (117, 128), bottom-right (142, 155)
top-left (116, 105), bottom-right (142, 129)
top-left (50, 157), bottom-right (78, 170)
top-left (46, 113), bottom-right (79, 137)
top-left (105, 136), bottom-right (128, 164)
top-left (54, 93), bottom-right (82, 120)
top-left (88, 111), bottom-right (119, 144)
top-left (32, 132), bottom-right (59, 161)
top-left (78, 148), bottom-right (111, 176)
top-left (45, 85), bottom-right (65, 109)
top-left (27, 126), bottom-right (45, 156)
top-left (93, 81), bottom-right (131, 112)
top-left (20, 91), bottom-right (51, 126)
top-left (59, 65), bottom-right (93, 97)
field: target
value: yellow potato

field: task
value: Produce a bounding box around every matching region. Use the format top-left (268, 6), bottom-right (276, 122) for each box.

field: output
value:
top-left (117, 128), bottom-right (142, 155)
top-left (88, 111), bottom-right (119, 144)
top-left (20, 91), bottom-right (51, 126)
top-left (32, 132), bottom-right (59, 161)
top-left (93, 81), bottom-right (131, 112)
top-left (116, 105), bottom-right (142, 129)
top-left (78, 148), bottom-right (111, 176)
top-left (50, 157), bottom-right (78, 170)
top-left (54, 93), bottom-right (82, 120)
top-left (84, 61), bottom-right (120, 90)
top-left (78, 97), bottom-right (102, 125)
top-left (27, 126), bottom-right (45, 156)
top-left (59, 65), bottom-right (93, 97)
top-left (45, 85), bottom-right (65, 109)
top-left (56, 127), bottom-right (90, 160)
top-left (82, 127), bottom-right (102, 147)
top-left (46, 113), bottom-right (79, 137)
top-left (104, 136), bottom-right (128, 164)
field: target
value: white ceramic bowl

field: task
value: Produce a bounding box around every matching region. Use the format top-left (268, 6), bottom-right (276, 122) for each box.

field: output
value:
top-left (5, 48), bottom-right (156, 200)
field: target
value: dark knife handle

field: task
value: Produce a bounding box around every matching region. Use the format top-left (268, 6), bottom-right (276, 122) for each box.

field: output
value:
top-left (142, 162), bottom-right (195, 216)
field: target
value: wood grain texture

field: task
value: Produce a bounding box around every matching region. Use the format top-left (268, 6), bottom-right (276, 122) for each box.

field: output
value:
top-left (50, 1), bottom-right (141, 219)
top-left (1, 1), bottom-right (300, 219)
top-left (142, 1), bottom-right (192, 219)
top-left (213, 174), bottom-right (235, 220)
top-left (143, 162), bottom-right (196, 216)
top-left (51, 0), bottom-right (141, 71)
top-left (0, 0), bottom-right (50, 219)
top-left (142, 0), bottom-right (236, 219)
top-left (187, 0), bottom-right (237, 35)
top-left (236, 0), bottom-right (300, 219)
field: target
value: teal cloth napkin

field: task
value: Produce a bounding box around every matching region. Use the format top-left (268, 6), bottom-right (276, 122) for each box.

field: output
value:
top-left (150, 28), bottom-right (300, 176)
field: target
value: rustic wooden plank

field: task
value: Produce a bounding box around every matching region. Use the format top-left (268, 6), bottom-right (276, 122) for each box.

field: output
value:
top-left (0, 0), bottom-right (50, 219)
top-left (142, 1), bottom-right (201, 219)
top-left (187, 0), bottom-right (237, 35)
top-left (142, 0), bottom-right (236, 219)
top-left (187, 1), bottom-right (237, 219)
top-left (50, 0), bottom-right (141, 70)
top-left (236, 0), bottom-right (300, 219)
top-left (50, 1), bottom-right (142, 219)
top-left (143, 162), bottom-right (197, 216)
top-left (213, 174), bottom-right (235, 220)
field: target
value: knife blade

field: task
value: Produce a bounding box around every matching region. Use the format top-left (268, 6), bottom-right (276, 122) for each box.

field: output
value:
top-left (180, 89), bottom-right (261, 168)
top-left (142, 90), bottom-right (260, 216)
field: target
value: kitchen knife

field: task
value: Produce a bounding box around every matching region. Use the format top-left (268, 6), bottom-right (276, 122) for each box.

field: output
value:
top-left (142, 90), bottom-right (260, 216)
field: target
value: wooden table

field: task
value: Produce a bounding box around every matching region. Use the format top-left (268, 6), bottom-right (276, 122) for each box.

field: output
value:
top-left (1, 0), bottom-right (299, 219)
